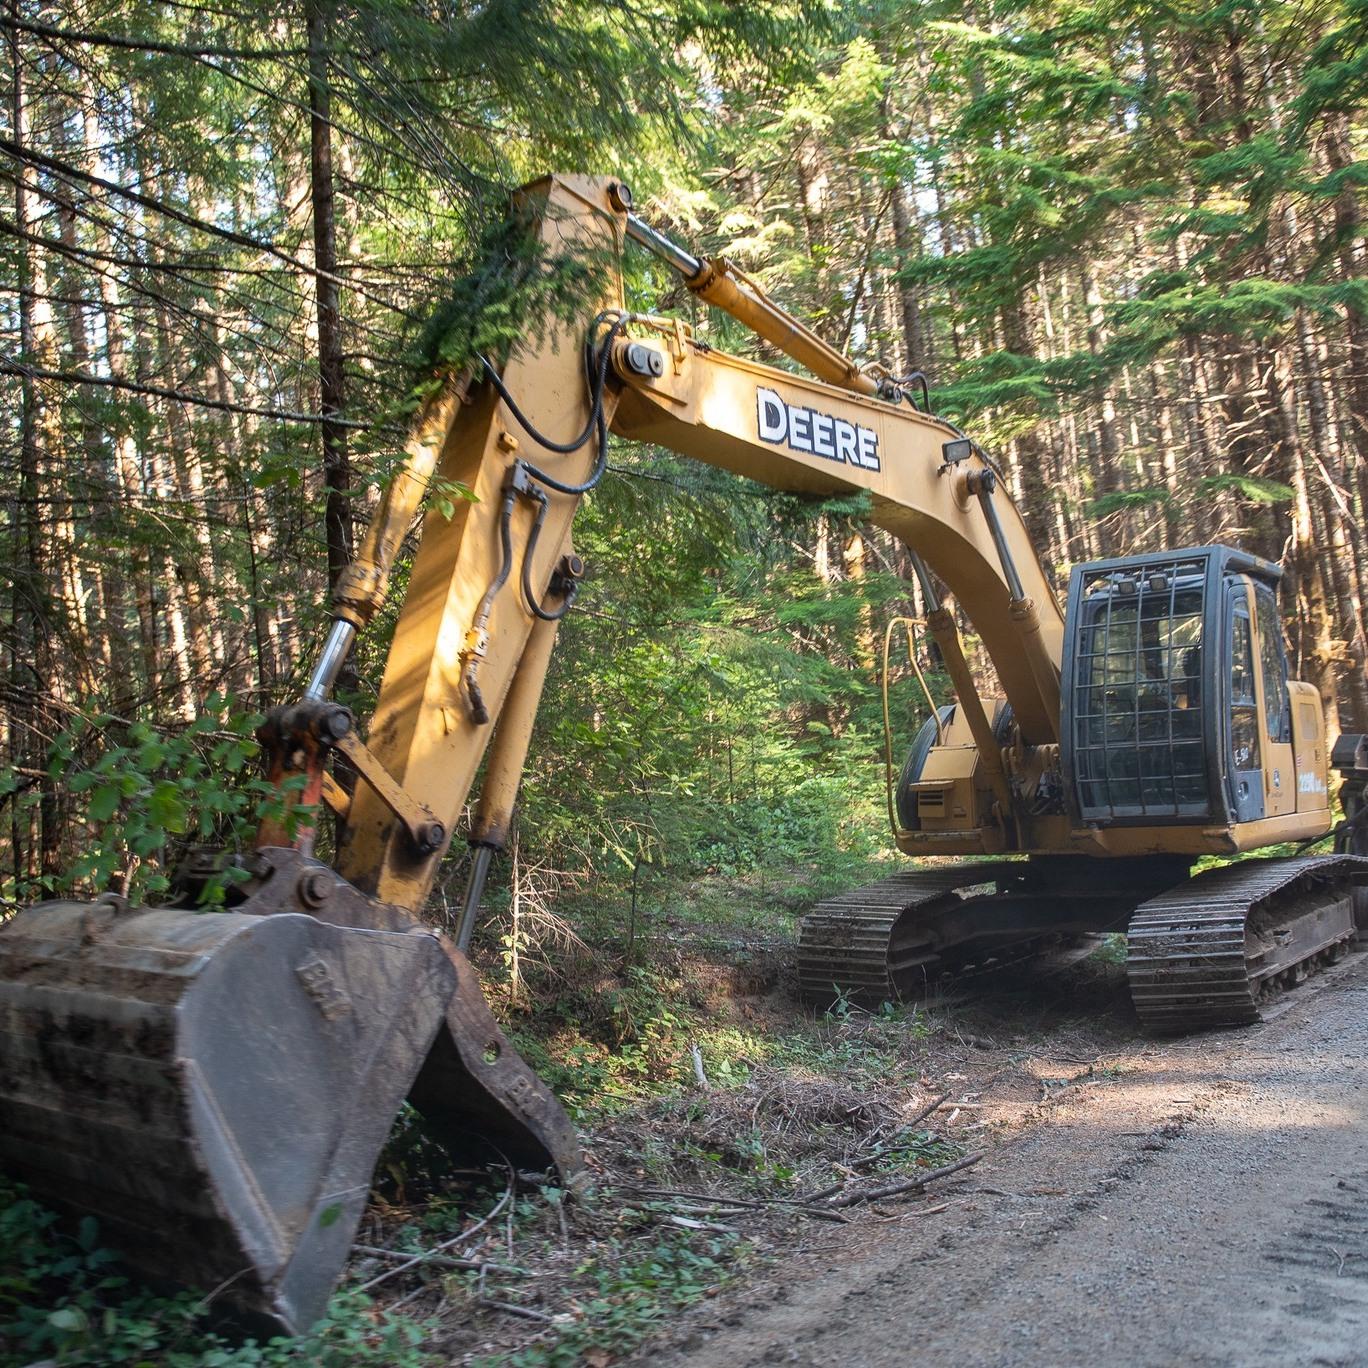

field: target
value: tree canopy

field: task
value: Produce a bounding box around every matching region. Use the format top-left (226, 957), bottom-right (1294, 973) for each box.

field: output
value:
top-left (2, 0), bottom-right (1365, 911)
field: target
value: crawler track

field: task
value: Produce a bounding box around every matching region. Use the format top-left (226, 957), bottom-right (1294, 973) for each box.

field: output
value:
top-left (797, 864), bottom-right (1019, 1006)
top-left (1126, 854), bottom-right (1368, 1031)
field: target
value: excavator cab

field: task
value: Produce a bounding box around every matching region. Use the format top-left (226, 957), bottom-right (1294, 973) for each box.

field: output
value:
top-left (1061, 545), bottom-right (1324, 839)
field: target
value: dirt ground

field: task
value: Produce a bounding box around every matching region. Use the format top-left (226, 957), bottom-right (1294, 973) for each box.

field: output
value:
top-left (358, 932), bottom-right (1368, 1367)
top-left (641, 950), bottom-right (1368, 1368)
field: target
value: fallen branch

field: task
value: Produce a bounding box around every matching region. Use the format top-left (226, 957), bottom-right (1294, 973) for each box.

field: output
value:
top-left (353, 1244), bottom-right (527, 1276)
top-left (827, 1151), bottom-right (983, 1209)
top-left (387, 1282), bottom-right (436, 1313)
top-left (620, 1186), bottom-right (848, 1222)
top-left (482, 1298), bottom-right (554, 1322)
top-left (908, 1091), bottom-right (952, 1129)
top-left (665, 1214), bottom-right (737, 1235)
top-left (797, 1180), bottom-right (845, 1203)
top-left (622, 1186), bottom-right (767, 1209)
top-left (848, 1133), bottom-right (945, 1174)
top-left (355, 1187), bottom-right (513, 1293)
top-left (831, 1092), bottom-right (951, 1182)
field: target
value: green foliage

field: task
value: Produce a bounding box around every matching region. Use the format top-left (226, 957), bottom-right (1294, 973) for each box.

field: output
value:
top-left (1089, 488), bottom-right (1174, 518)
top-left (26, 700), bottom-right (269, 902)
top-left (0, 1183), bottom-right (433, 1368)
top-left (503, 956), bottom-right (705, 1110)
top-left (413, 214), bottom-right (610, 381)
top-left (507, 444), bottom-right (918, 900)
top-left (491, 1232), bottom-right (741, 1368)
top-left (41, 696), bottom-right (277, 904)
top-left (1197, 474), bottom-right (1296, 505)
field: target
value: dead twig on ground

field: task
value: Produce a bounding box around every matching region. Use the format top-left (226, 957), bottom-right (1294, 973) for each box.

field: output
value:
top-left (908, 1091), bottom-right (952, 1128)
top-left (826, 1152), bottom-right (984, 1209)
top-left (353, 1244), bottom-right (527, 1276)
top-left (482, 1298), bottom-right (555, 1322)
top-left (387, 1283), bottom-right (437, 1313)
top-left (620, 1185), bottom-right (849, 1222)
top-left (355, 1186), bottom-right (513, 1293)
top-left (818, 1091), bottom-right (955, 1185)
top-left (665, 1214), bottom-right (737, 1234)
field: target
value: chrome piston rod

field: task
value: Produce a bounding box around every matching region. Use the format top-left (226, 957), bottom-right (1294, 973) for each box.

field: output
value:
top-left (305, 618), bottom-right (357, 701)
top-left (624, 212), bottom-right (701, 278)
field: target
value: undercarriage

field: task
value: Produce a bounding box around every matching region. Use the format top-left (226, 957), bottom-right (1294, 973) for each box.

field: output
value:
top-left (798, 854), bottom-right (1368, 1029)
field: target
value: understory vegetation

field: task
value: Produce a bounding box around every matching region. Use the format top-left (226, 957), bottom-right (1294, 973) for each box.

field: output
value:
top-left (1, 927), bottom-right (983, 1367)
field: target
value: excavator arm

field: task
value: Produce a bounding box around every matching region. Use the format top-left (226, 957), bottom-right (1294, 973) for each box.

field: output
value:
top-left (323, 174), bottom-right (1065, 930)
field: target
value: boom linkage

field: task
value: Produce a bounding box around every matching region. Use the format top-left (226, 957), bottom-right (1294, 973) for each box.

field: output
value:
top-left (289, 175), bottom-right (1065, 929)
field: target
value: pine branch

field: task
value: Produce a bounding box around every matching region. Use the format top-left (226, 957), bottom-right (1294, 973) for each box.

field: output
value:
top-left (0, 137), bottom-right (420, 322)
top-left (0, 357), bottom-right (388, 430)
top-left (0, 13), bottom-right (308, 61)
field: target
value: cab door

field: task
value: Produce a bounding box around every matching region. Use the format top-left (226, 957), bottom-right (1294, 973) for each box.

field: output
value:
top-left (1225, 583), bottom-right (1265, 823)
top-left (1253, 583), bottom-right (1295, 817)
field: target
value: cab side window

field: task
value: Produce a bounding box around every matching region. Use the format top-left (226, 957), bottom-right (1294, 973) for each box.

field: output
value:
top-left (1230, 610), bottom-right (1262, 771)
top-left (1255, 587), bottom-right (1291, 743)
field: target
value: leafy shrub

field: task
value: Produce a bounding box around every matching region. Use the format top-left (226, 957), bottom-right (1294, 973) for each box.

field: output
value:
top-left (0, 1183), bottom-right (432, 1368)
top-left (494, 1233), bottom-right (739, 1368)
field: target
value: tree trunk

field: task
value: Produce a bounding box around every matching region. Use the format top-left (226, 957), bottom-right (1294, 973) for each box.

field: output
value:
top-left (890, 181), bottom-right (927, 376)
top-left (9, 8), bottom-right (60, 883)
top-left (307, 0), bottom-right (352, 588)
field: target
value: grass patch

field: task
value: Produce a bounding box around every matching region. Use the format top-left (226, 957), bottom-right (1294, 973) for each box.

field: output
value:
top-left (473, 1230), bottom-right (743, 1368)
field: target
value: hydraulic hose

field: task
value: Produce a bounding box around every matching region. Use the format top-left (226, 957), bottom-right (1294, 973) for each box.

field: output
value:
top-left (463, 314), bottom-right (621, 718)
top-left (476, 312), bottom-right (626, 487)
top-left (463, 482), bottom-right (518, 725)
top-left (898, 371), bottom-right (931, 413)
top-left (520, 495), bottom-right (578, 622)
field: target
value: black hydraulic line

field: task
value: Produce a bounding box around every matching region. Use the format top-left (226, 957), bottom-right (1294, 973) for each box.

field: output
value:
top-left (464, 315), bottom-right (625, 720)
top-left (898, 371), bottom-right (931, 413)
top-left (520, 493), bottom-right (578, 622)
top-left (1299, 800), bottom-right (1368, 855)
top-left (972, 472), bottom-right (1027, 602)
top-left (906, 548), bottom-right (942, 611)
top-left (463, 481), bottom-right (518, 725)
top-left (476, 312), bottom-right (627, 492)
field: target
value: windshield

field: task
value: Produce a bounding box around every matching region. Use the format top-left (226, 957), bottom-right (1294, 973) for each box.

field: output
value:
top-left (1071, 574), bottom-right (1209, 818)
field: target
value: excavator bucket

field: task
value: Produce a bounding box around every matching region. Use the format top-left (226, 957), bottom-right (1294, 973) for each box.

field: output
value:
top-left (0, 896), bottom-right (455, 1332)
top-left (0, 852), bottom-right (582, 1334)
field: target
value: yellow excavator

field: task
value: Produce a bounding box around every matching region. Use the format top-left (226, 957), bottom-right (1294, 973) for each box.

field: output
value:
top-left (2, 174), bottom-right (1365, 1333)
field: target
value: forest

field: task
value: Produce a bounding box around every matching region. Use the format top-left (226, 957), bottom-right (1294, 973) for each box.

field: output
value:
top-left (3, 0), bottom-right (1368, 1362)
top-left (2, 0), bottom-right (1367, 912)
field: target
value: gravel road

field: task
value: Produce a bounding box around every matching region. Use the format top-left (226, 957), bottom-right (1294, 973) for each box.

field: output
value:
top-left (648, 953), bottom-right (1368, 1368)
